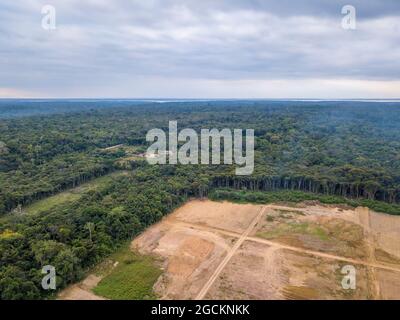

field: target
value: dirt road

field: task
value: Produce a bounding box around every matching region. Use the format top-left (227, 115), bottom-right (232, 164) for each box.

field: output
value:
top-left (173, 216), bottom-right (400, 274)
top-left (195, 206), bottom-right (267, 300)
top-left (60, 200), bottom-right (400, 300)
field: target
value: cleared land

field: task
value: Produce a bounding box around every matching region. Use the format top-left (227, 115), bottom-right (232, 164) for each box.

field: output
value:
top-left (59, 200), bottom-right (400, 300)
top-left (59, 244), bottom-right (162, 300)
top-left (23, 171), bottom-right (128, 215)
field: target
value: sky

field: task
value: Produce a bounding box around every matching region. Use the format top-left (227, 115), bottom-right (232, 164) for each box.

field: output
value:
top-left (0, 0), bottom-right (399, 99)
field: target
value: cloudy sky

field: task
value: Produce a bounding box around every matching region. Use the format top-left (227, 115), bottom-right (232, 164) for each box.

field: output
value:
top-left (0, 0), bottom-right (399, 98)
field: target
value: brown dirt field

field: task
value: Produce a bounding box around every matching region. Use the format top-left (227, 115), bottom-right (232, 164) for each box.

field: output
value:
top-left (156, 201), bottom-right (400, 299)
top-left (60, 200), bottom-right (400, 300)
top-left (376, 269), bottom-right (400, 300)
top-left (204, 241), bottom-right (285, 300)
top-left (254, 205), bottom-right (400, 264)
top-left (132, 211), bottom-right (237, 299)
top-left (278, 250), bottom-right (373, 300)
top-left (253, 209), bottom-right (368, 260)
top-left (205, 242), bottom-right (374, 300)
top-left (171, 199), bottom-right (262, 233)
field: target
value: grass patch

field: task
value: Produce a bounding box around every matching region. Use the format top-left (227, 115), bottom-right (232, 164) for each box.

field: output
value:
top-left (323, 219), bottom-right (364, 243)
top-left (277, 209), bottom-right (305, 216)
top-left (257, 221), bottom-right (330, 241)
top-left (25, 192), bottom-right (80, 215)
top-left (92, 245), bottom-right (162, 300)
top-left (24, 171), bottom-right (127, 215)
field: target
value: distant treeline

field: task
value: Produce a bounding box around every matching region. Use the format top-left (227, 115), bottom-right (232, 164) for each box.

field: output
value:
top-left (211, 174), bottom-right (400, 204)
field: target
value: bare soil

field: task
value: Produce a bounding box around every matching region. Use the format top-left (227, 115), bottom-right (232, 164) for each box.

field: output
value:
top-left (58, 275), bottom-right (106, 300)
top-left (59, 200), bottom-right (400, 300)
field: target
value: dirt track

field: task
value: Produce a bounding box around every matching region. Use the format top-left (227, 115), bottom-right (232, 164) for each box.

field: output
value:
top-left (60, 200), bottom-right (400, 300)
top-left (137, 200), bottom-right (400, 300)
top-left (195, 206), bottom-right (267, 300)
top-left (173, 219), bottom-right (400, 273)
top-left (58, 275), bottom-right (106, 300)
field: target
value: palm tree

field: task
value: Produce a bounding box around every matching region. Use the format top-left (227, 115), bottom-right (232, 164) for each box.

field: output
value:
top-left (85, 222), bottom-right (95, 242)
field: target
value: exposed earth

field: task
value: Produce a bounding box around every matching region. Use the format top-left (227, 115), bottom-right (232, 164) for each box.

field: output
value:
top-left (59, 200), bottom-right (400, 300)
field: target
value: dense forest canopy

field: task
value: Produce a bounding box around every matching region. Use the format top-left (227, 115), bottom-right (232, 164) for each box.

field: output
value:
top-left (1, 99), bottom-right (400, 299)
top-left (1, 100), bottom-right (400, 213)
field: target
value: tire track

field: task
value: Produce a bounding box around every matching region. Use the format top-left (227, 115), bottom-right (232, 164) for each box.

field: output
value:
top-left (194, 206), bottom-right (267, 300)
top-left (170, 218), bottom-right (400, 274)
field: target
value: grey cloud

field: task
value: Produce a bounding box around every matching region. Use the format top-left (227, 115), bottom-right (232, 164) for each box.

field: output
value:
top-left (0, 0), bottom-right (399, 97)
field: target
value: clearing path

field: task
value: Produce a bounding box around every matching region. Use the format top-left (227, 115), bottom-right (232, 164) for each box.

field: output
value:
top-left (195, 206), bottom-right (267, 300)
top-left (172, 219), bottom-right (400, 273)
top-left (60, 200), bottom-right (400, 300)
top-left (144, 200), bottom-right (400, 299)
top-left (58, 275), bottom-right (106, 300)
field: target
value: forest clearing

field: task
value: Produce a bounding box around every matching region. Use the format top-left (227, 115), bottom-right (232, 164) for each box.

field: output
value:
top-left (21, 171), bottom-right (129, 215)
top-left (59, 200), bottom-right (400, 300)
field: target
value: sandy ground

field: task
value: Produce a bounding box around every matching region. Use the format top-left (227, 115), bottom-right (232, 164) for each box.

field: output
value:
top-left (132, 201), bottom-right (242, 299)
top-left (58, 275), bottom-right (106, 300)
top-left (59, 199), bottom-right (400, 300)
top-left (172, 200), bottom-right (261, 234)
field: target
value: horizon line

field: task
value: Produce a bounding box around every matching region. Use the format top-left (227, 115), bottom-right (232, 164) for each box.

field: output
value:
top-left (1, 98), bottom-right (400, 102)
